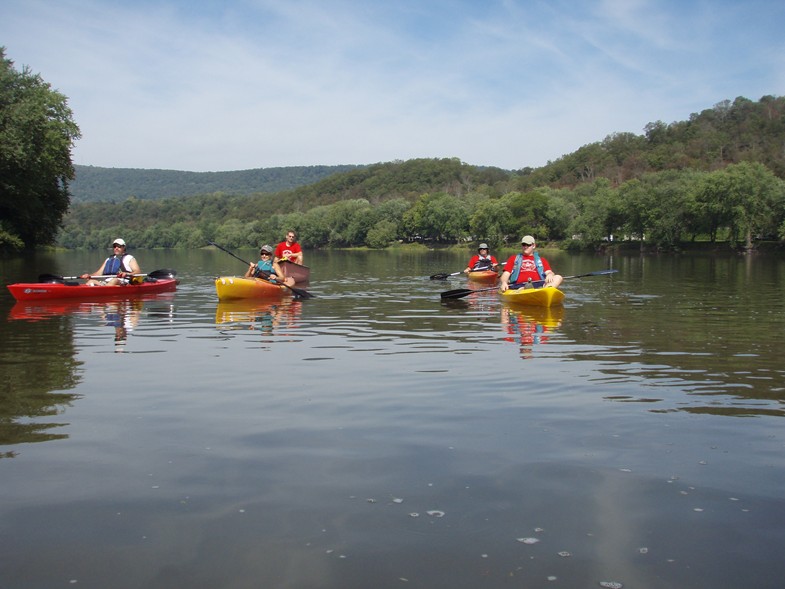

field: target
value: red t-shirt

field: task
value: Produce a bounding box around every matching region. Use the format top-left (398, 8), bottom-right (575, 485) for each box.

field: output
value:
top-left (503, 254), bottom-right (552, 283)
top-left (274, 241), bottom-right (302, 260)
top-left (467, 254), bottom-right (498, 270)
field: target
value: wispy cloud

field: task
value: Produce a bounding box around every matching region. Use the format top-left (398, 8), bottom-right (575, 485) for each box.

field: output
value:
top-left (2, 0), bottom-right (783, 171)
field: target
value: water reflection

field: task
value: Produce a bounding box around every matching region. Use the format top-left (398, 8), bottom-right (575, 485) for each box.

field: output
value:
top-left (501, 305), bottom-right (564, 359)
top-left (215, 297), bottom-right (303, 335)
top-left (2, 304), bottom-right (83, 455)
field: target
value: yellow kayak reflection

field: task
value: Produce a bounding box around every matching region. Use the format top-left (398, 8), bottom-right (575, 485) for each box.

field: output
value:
top-left (215, 297), bottom-right (303, 333)
top-left (501, 305), bottom-right (565, 359)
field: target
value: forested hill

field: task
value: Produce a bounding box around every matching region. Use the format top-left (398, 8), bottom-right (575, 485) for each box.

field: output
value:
top-left (517, 95), bottom-right (785, 190)
top-left (70, 164), bottom-right (362, 203)
top-left (58, 94), bottom-right (785, 252)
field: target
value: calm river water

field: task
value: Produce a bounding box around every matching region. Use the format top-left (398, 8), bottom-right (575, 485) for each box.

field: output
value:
top-left (1, 247), bottom-right (784, 589)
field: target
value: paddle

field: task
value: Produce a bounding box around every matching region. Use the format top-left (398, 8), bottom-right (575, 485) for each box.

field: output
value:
top-left (38, 269), bottom-right (177, 284)
top-left (207, 241), bottom-right (314, 299)
top-left (440, 269), bottom-right (618, 300)
top-left (431, 266), bottom-right (500, 280)
top-left (430, 271), bottom-right (462, 280)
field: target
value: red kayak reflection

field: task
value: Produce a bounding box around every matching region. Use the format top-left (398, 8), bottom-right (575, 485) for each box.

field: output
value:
top-left (501, 305), bottom-right (564, 359)
top-left (9, 294), bottom-right (175, 352)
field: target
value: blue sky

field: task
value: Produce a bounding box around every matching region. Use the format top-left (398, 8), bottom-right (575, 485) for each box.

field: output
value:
top-left (2, 0), bottom-right (783, 172)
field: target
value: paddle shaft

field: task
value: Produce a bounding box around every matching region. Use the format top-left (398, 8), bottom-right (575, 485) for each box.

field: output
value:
top-left (208, 241), bottom-right (314, 299)
top-left (38, 269), bottom-right (176, 283)
top-left (441, 269), bottom-right (618, 300)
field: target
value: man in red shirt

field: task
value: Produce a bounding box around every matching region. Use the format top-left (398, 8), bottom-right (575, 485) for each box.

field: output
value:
top-left (463, 243), bottom-right (498, 274)
top-left (274, 230), bottom-right (303, 265)
top-left (499, 235), bottom-right (563, 292)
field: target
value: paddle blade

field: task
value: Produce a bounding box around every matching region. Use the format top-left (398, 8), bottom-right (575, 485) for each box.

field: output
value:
top-left (289, 285), bottom-right (315, 299)
top-left (148, 269), bottom-right (177, 279)
top-left (430, 273), bottom-right (449, 280)
top-left (440, 288), bottom-right (474, 300)
top-left (38, 273), bottom-right (64, 283)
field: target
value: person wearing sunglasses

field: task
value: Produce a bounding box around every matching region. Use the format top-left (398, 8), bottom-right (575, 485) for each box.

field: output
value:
top-left (80, 238), bottom-right (142, 286)
top-left (499, 235), bottom-right (563, 292)
top-left (245, 244), bottom-right (295, 286)
top-left (463, 243), bottom-right (498, 274)
top-left (273, 231), bottom-right (303, 265)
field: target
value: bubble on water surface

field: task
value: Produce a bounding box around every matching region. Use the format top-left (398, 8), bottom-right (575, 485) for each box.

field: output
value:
top-left (409, 512), bottom-right (420, 518)
top-left (693, 508), bottom-right (704, 512)
top-left (557, 551), bottom-right (571, 557)
top-left (517, 537), bottom-right (540, 544)
top-left (426, 510), bottom-right (445, 518)
top-left (639, 547), bottom-right (648, 554)
top-left (547, 576), bottom-right (557, 581)
top-left (599, 582), bottom-right (623, 588)
top-left (534, 527), bottom-right (545, 532)
top-left (392, 497), bottom-right (404, 504)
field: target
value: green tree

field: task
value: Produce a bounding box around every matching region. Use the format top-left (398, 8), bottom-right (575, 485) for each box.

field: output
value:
top-left (0, 48), bottom-right (81, 250)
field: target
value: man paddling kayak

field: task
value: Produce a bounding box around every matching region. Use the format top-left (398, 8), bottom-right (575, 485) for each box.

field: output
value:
top-left (463, 243), bottom-right (499, 274)
top-left (499, 235), bottom-right (563, 292)
top-left (80, 238), bottom-right (142, 286)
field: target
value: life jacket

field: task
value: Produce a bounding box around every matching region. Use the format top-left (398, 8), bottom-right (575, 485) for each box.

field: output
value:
top-left (253, 259), bottom-right (277, 281)
top-left (472, 254), bottom-right (494, 271)
top-left (510, 252), bottom-right (545, 283)
top-left (103, 255), bottom-right (133, 275)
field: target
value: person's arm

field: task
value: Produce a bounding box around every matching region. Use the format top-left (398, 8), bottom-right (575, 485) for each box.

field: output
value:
top-left (499, 270), bottom-right (511, 292)
top-left (245, 263), bottom-right (256, 278)
top-left (117, 256), bottom-right (141, 278)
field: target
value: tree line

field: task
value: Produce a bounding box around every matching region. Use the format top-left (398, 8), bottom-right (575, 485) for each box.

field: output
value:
top-left (59, 160), bottom-right (785, 251)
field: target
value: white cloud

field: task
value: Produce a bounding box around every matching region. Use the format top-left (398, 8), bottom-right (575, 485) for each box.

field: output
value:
top-left (2, 0), bottom-right (783, 171)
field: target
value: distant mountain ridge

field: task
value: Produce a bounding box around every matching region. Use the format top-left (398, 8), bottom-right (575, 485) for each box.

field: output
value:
top-left (70, 164), bottom-right (362, 203)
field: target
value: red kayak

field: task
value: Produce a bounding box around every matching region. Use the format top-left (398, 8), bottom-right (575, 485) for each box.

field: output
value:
top-left (7, 277), bottom-right (178, 302)
top-left (278, 259), bottom-right (310, 283)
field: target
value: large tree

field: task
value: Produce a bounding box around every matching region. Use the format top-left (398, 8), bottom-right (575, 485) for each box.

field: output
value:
top-left (0, 48), bottom-right (80, 250)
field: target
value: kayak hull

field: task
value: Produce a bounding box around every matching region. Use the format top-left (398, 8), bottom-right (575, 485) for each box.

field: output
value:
top-left (468, 270), bottom-right (499, 283)
top-left (500, 286), bottom-right (565, 307)
top-left (7, 278), bottom-right (178, 302)
top-left (279, 260), bottom-right (310, 283)
top-left (215, 276), bottom-right (286, 301)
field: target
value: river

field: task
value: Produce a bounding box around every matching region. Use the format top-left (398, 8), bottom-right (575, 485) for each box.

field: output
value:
top-left (1, 247), bottom-right (784, 588)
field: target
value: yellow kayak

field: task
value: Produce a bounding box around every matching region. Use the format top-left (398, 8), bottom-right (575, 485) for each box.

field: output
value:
top-left (500, 286), bottom-right (565, 307)
top-left (214, 276), bottom-right (286, 301)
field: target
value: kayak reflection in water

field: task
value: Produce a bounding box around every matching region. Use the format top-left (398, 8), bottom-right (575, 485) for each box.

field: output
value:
top-left (501, 306), bottom-right (563, 360)
top-left (102, 300), bottom-right (142, 352)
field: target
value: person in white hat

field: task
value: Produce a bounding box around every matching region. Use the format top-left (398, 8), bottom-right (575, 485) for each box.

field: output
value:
top-left (463, 243), bottom-right (498, 274)
top-left (245, 244), bottom-right (295, 286)
top-left (499, 235), bottom-right (563, 292)
top-left (80, 238), bottom-right (141, 286)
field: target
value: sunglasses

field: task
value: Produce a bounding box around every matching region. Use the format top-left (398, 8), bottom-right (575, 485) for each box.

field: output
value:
top-left (112, 244), bottom-right (125, 248)
top-left (260, 252), bottom-right (271, 256)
